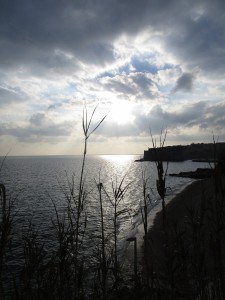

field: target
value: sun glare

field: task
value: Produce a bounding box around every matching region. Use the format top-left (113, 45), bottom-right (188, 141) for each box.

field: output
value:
top-left (109, 102), bottom-right (135, 124)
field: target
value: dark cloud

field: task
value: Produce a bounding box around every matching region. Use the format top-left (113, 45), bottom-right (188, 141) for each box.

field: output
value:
top-left (103, 76), bottom-right (136, 96)
top-left (100, 72), bottom-right (158, 100)
top-left (172, 72), bottom-right (195, 93)
top-left (203, 102), bottom-right (225, 130)
top-left (134, 101), bottom-right (225, 135)
top-left (145, 102), bottom-right (206, 130)
top-left (165, 4), bottom-right (225, 75)
top-left (1, 0), bottom-right (224, 76)
top-left (0, 2), bottom-right (113, 75)
top-left (131, 73), bottom-right (157, 98)
top-left (0, 0), bottom-right (225, 152)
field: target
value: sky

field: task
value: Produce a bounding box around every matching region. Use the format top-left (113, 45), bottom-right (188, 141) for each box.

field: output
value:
top-left (0, 0), bottom-right (225, 156)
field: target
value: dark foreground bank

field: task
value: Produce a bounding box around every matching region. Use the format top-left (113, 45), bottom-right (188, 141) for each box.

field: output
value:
top-left (142, 176), bottom-right (225, 299)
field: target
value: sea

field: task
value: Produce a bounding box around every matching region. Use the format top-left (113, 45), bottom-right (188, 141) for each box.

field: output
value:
top-left (0, 155), bottom-right (211, 286)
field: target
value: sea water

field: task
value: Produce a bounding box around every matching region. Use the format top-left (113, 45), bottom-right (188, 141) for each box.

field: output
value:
top-left (0, 155), bottom-right (211, 277)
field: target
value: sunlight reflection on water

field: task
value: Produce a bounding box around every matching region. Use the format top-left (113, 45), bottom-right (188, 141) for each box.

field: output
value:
top-left (99, 155), bottom-right (135, 175)
top-left (100, 154), bottom-right (135, 164)
top-left (0, 155), bottom-right (211, 276)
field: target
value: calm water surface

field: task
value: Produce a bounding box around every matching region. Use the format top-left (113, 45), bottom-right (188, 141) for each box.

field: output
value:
top-left (0, 155), bottom-right (211, 267)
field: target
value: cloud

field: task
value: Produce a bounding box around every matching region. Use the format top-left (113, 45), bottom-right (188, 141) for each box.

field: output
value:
top-left (133, 101), bottom-right (225, 136)
top-left (0, 0), bottom-right (224, 86)
top-left (0, 0), bottom-right (225, 154)
top-left (0, 112), bottom-right (74, 143)
top-left (172, 72), bottom-right (195, 93)
top-left (165, 4), bottom-right (225, 76)
top-left (96, 100), bottom-right (225, 139)
top-left (93, 101), bottom-right (209, 138)
top-left (0, 86), bottom-right (27, 107)
top-left (203, 102), bottom-right (225, 131)
top-left (99, 72), bottom-right (159, 101)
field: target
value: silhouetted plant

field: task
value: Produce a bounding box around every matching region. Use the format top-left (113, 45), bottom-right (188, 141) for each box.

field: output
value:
top-left (139, 167), bottom-right (153, 291)
top-left (0, 183), bottom-right (14, 299)
top-left (140, 168), bottom-right (152, 238)
top-left (150, 129), bottom-right (168, 227)
top-left (15, 223), bottom-right (47, 299)
top-left (95, 181), bottom-right (108, 299)
top-left (49, 105), bottom-right (107, 299)
top-left (105, 176), bottom-right (132, 290)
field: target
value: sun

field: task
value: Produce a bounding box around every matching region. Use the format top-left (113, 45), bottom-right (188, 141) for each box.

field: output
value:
top-left (109, 101), bottom-right (135, 125)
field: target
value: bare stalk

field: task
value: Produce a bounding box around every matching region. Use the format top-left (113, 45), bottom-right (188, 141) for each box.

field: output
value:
top-left (96, 180), bottom-right (107, 299)
top-left (75, 105), bottom-right (107, 255)
top-left (0, 184), bottom-right (13, 298)
top-left (150, 128), bottom-right (168, 228)
top-left (71, 105), bottom-right (107, 296)
top-left (107, 176), bottom-right (131, 284)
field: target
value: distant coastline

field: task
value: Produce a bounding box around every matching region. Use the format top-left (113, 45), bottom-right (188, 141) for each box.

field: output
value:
top-left (136, 142), bottom-right (225, 162)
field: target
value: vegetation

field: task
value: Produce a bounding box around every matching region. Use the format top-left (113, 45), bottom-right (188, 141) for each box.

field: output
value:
top-left (0, 110), bottom-right (225, 299)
